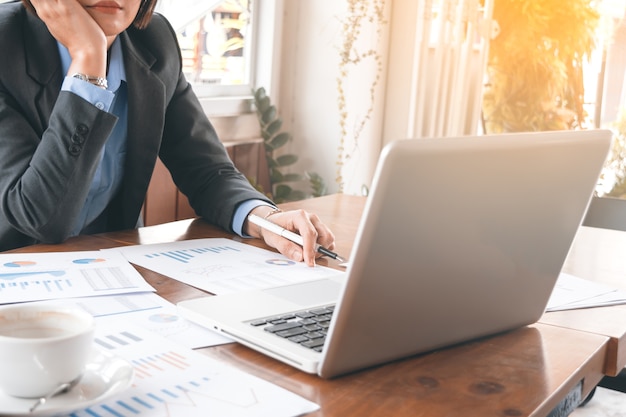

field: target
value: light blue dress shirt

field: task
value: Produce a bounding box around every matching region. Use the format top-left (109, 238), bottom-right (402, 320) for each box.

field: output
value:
top-left (58, 39), bottom-right (268, 237)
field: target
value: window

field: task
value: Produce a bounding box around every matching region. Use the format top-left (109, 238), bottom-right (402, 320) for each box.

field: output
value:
top-left (157, 1), bottom-right (253, 93)
top-left (584, 2), bottom-right (626, 199)
top-left (156, 0), bottom-right (282, 118)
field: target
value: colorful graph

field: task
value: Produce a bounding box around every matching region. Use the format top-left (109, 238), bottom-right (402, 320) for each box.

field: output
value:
top-left (149, 313), bottom-right (179, 324)
top-left (265, 258), bottom-right (296, 266)
top-left (144, 245), bottom-right (241, 264)
top-left (4, 260), bottom-right (36, 268)
top-left (73, 258), bottom-right (107, 264)
top-left (131, 351), bottom-right (192, 379)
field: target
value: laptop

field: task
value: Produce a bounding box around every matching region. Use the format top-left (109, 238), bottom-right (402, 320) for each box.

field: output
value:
top-left (178, 129), bottom-right (612, 378)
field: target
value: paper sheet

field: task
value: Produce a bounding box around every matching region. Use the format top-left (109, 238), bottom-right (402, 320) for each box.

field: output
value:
top-left (73, 323), bottom-right (319, 417)
top-left (547, 273), bottom-right (626, 311)
top-left (112, 238), bottom-right (343, 295)
top-left (0, 250), bottom-right (154, 304)
top-left (63, 293), bottom-right (233, 349)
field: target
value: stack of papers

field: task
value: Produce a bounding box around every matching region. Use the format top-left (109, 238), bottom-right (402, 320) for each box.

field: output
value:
top-left (0, 242), bottom-right (321, 416)
top-left (546, 273), bottom-right (626, 311)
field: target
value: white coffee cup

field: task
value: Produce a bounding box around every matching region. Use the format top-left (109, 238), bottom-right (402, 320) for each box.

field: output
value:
top-left (0, 303), bottom-right (95, 398)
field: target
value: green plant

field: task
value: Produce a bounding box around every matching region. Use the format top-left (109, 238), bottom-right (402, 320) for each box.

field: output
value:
top-left (482, 0), bottom-right (599, 133)
top-left (252, 87), bottom-right (326, 202)
top-left (306, 172), bottom-right (327, 198)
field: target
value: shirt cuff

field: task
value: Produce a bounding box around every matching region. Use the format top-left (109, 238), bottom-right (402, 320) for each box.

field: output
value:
top-left (232, 199), bottom-right (276, 237)
top-left (62, 76), bottom-right (114, 112)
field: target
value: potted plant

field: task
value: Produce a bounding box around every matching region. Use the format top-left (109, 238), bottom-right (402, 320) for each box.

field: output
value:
top-left (252, 87), bottom-right (326, 202)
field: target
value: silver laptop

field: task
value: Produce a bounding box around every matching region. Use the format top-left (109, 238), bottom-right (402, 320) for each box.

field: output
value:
top-left (178, 130), bottom-right (612, 378)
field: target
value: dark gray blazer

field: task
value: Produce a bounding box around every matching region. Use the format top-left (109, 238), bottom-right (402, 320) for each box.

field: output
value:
top-left (0, 2), bottom-right (270, 251)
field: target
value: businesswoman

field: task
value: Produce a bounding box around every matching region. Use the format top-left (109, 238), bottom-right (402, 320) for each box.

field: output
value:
top-left (0, 0), bottom-right (335, 266)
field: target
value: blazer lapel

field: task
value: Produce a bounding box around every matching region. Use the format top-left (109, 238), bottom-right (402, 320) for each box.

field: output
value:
top-left (117, 31), bottom-right (166, 226)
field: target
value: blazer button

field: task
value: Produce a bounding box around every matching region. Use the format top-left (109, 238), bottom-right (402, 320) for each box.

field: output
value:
top-left (71, 133), bottom-right (86, 145)
top-left (76, 124), bottom-right (89, 135)
top-left (68, 143), bottom-right (81, 155)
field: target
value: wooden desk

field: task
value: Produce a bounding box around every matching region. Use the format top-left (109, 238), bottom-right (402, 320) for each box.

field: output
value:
top-left (542, 225), bottom-right (626, 376)
top-left (5, 194), bottom-right (612, 416)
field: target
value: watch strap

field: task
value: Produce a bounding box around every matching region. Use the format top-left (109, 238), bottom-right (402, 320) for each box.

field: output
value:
top-left (71, 73), bottom-right (108, 89)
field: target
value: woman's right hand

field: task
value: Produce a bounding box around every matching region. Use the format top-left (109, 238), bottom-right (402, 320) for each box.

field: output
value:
top-left (29, 0), bottom-right (107, 78)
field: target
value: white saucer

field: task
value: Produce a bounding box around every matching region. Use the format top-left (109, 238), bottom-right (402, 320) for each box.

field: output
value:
top-left (0, 348), bottom-right (134, 416)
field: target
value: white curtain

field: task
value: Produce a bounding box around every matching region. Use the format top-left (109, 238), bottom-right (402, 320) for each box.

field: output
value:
top-left (338, 0), bottom-right (495, 195)
top-left (383, 0), bottom-right (495, 143)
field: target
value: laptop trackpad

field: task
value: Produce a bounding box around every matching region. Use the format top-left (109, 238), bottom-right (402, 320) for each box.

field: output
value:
top-left (264, 279), bottom-right (342, 306)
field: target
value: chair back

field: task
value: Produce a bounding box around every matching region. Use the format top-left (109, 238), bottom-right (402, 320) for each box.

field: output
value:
top-left (582, 196), bottom-right (626, 231)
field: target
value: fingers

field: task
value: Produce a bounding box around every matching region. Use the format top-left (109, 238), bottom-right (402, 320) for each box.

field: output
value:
top-left (309, 213), bottom-right (336, 251)
top-left (289, 210), bottom-right (319, 267)
top-left (30, 0), bottom-right (108, 74)
top-left (254, 208), bottom-right (336, 267)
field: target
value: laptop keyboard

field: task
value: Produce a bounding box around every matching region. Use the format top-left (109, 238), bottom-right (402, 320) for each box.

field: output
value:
top-left (248, 305), bottom-right (335, 352)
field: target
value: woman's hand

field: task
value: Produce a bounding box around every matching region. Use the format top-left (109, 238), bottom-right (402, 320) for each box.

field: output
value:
top-left (29, 0), bottom-right (107, 78)
top-left (245, 207), bottom-right (337, 267)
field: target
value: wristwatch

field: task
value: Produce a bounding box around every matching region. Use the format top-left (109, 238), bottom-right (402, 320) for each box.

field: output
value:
top-left (71, 73), bottom-right (108, 89)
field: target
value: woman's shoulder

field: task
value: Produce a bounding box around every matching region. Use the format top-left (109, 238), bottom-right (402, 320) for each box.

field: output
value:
top-left (0, 2), bottom-right (30, 57)
top-left (0, 2), bottom-right (26, 31)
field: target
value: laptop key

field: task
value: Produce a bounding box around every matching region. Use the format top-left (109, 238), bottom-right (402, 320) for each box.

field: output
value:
top-left (277, 327), bottom-right (308, 338)
top-left (288, 335), bottom-right (309, 343)
top-left (312, 314), bottom-right (332, 322)
top-left (265, 321), bottom-right (302, 333)
top-left (301, 337), bottom-right (326, 349)
top-left (318, 321), bottom-right (331, 329)
top-left (309, 308), bottom-right (331, 315)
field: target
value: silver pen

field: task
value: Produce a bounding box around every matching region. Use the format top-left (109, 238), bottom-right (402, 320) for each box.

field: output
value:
top-left (248, 214), bottom-right (345, 262)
